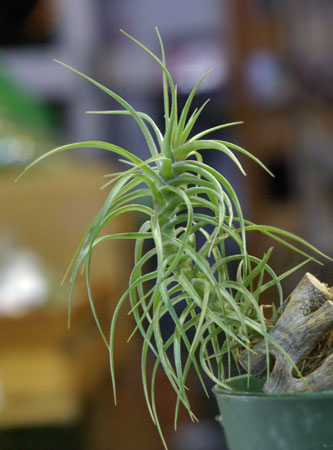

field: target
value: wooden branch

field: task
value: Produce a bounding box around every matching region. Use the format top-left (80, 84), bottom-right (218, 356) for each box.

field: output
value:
top-left (239, 273), bottom-right (333, 393)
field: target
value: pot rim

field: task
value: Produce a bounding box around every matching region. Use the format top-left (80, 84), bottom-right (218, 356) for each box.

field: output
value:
top-left (213, 375), bottom-right (333, 400)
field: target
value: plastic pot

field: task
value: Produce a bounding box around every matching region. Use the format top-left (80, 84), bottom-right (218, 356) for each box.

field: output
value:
top-left (214, 375), bottom-right (333, 450)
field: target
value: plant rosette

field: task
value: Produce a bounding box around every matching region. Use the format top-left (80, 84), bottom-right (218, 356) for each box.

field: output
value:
top-left (18, 29), bottom-right (332, 449)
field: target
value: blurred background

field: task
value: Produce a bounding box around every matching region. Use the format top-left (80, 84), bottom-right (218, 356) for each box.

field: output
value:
top-left (0, 0), bottom-right (332, 449)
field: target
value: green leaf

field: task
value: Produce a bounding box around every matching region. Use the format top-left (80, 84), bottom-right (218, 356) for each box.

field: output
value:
top-left (189, 122), bottom-right (243, 142)
top-left (155, 27), bottom-right (170, 130)
top-left (174, 140), bottom-right (246, 175)
top-left (54, 60), bottom-right (159, 157)
top-left (218, 140), bottom-right (274, 177)
top-left (87, 109), bottom-right (163, 147)
top-left (179, 99), bottom-right (210, 144)
top-left (175, 71), bottom-right (211, 147)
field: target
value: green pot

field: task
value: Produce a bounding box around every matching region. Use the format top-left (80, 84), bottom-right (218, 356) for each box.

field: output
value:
top-left (214, 375), bottom-right (333, 450)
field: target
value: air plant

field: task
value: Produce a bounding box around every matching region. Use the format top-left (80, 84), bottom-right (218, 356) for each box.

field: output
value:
top-left (17, 28), bottom-right (328, 448)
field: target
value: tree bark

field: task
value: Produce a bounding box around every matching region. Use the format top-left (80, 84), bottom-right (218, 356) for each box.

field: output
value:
top-left (239, 273), bottom-right (333, 393)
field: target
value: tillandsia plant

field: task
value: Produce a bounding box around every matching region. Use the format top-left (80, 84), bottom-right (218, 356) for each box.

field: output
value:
top-left (18, 29), bottom-right (329, 447)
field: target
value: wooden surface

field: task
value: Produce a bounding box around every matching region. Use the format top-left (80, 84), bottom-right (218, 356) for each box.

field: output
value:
top-left (0, 162), bottom-right (133, 288)
top-left (240, 273), bottom-right (333, 393)
top-left (0, 161), bottom-right (136, 427)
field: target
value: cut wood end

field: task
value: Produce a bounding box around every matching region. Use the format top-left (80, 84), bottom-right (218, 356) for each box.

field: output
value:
top-left (305, 272), bottom-right (332, 297)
